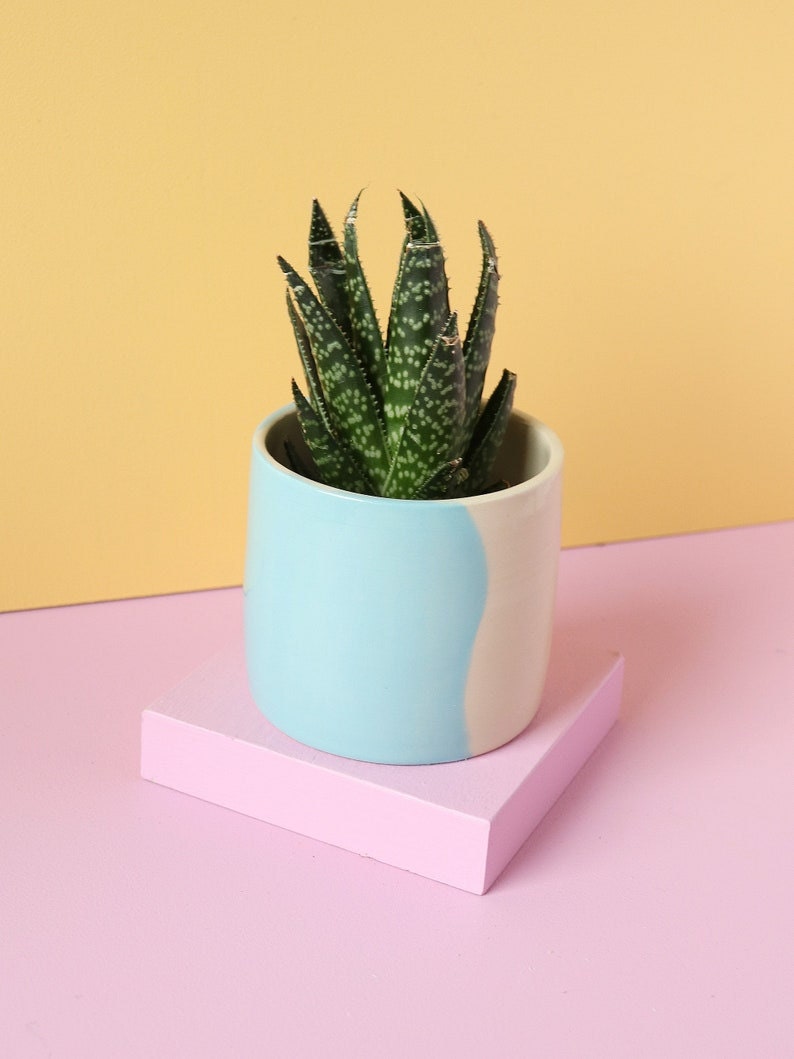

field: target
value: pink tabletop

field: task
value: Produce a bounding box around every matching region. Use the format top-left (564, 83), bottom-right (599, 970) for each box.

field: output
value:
top-left (2, 522), bottom-right (793, 1057)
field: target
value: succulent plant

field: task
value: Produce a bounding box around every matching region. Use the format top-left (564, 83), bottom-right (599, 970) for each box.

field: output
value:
top-left (278, 191), bottom-right (516, 500)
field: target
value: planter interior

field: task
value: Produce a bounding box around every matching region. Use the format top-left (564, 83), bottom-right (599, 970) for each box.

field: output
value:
top-left (263, 406), bottom-right (552, 496)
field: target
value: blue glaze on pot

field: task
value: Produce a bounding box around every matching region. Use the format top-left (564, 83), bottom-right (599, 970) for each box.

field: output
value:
top-left (244, 410), bottom-right (488, 764)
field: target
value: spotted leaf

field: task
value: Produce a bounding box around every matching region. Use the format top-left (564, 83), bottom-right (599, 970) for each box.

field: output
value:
top-left (285, 290), bottom-right (332, 434)
top-left (461, 221), bottom-right (500, 443)
top-left (291, 380), bottom-right (376, 495)
top-left (383, 313), bottom-right (466, 498)
top-left (463, 369), bottom-right (516, 495)
top-left (308, 199), bottom-right (351, 340)
top-left (409, 459), bottom-right (466, 500)
top-left (279, 256), bottom-right (390, 489)
top-left (343, 194), bottom-right (387, 408)
top-left (384, 194), bottom-right (451, 453)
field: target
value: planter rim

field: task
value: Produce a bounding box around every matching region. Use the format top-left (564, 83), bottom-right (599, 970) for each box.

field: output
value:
top-left (253, 403), bottom-right (563, 508)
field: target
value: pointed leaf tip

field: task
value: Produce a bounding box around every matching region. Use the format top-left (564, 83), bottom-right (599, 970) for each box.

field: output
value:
top-left (345, 189), bottom-right (366, 226)
top-left (398, 191), bottom-right (427, 241)
top-left (309, 198), bottom-right (331, 234)
top-left (419, 200), bottom-right (440, 243)
top-left (477, 221), bottom-right (498, 271)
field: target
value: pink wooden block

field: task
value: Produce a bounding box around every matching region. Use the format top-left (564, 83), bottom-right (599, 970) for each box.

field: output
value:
top-left (141, 640), bottom-right (623, 894)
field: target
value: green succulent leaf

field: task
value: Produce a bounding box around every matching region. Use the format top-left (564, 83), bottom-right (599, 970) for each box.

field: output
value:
top-left (385, 193), bottom-right (431, 356)
top-left (384, 194), bottom-right (451, 453)
top-left (463, 368), bottom-right (517, 495)
top-left (343, 193), bottom-right (388, 408)
top-left (279, 255), bottom-right (390, 488)
top-left (409, 458), bottom-right (464, 500)
top-left (291, 380), bottom-right (376, 494)
top-left (420, 200), bottom-right (440, 243)
top-left (383, 313), bottom-right (466, 498)
top-left (283, 436), bottom-right (319, 481)
top-left (461, 221), bottom-right (500, 442)
top-left (308, 199), bottom-right (351, 340)
top-left (285, 290), bottom-right (332, 434)
top-left (398, 190), bottom-right (427, 242)
top-left (281, 192), bottom-right (515, 500)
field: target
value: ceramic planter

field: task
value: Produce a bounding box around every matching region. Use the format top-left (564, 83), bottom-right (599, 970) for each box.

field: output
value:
top-left (244, 404), bottom-right (563, 765)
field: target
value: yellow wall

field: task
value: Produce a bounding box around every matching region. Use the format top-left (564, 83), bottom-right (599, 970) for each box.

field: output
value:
top-left (3, 1), bottom-right (793, 611)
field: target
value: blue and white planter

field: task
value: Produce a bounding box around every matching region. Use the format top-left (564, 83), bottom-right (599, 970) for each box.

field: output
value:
top-left (244, 405), bottom-right (563, 765)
